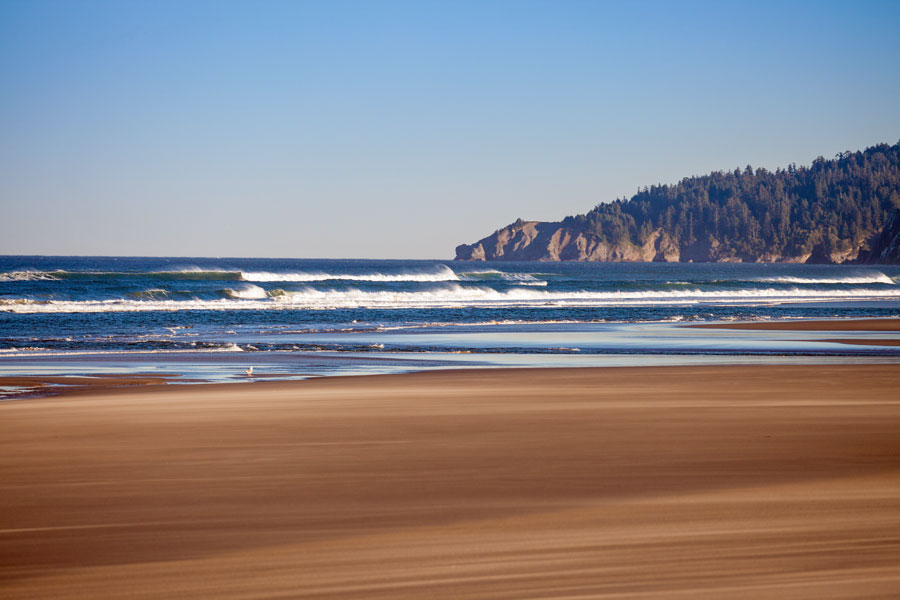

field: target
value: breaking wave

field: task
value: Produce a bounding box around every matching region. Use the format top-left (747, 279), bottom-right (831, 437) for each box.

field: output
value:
top-left (753, 272), bottom-right (896, 285)
top-left (0, 270), bottom-right (65, 282)
top-left (0, 268), bottom-right (244, 282)
top-left (2, 266), bottom-right (894, 288)
top-left (240, 264), bottom-right (459, 282)
top-left (457, 269), bottom-right (548, 286)
top-left (222, 284), bottom-right (268, 299)
top-left (129, 288), bottom-right (170, 300)
top-left (4, 284), bottom-right (900, 313)
top-left (0, 265), bottom-right (463, 284)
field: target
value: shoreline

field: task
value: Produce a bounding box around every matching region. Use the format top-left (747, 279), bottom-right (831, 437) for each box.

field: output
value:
top-left (3, 363), bottom-right (900, 598)
top-left (684, 316), bottom-right (900, 331)
top-left (1, 316), bottom-right (899, 399)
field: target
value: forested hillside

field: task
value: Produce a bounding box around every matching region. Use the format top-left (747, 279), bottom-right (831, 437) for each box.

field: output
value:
top-left (456, 142), bottom-right (900, 263)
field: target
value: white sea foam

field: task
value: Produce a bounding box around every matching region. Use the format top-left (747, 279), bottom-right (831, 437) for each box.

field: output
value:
top-left (3, 284), bottom-right (900, 313)
top-left (222, 284), bottom-right (268, 299)
top-left (0, 268), bottom-right (242, 281)
top-left (240, 264), bottom-right (459, 282)
top-left (0, 270), bottom-right (64, 282)
top-left (754, 271), bottom-right (896, 285)
top-left (0, 345), bottom-right (247, 358)
top-left (457, 269), bottom-right (548, 286)
top-left (0, 347), bottom-right (49, 354)
top-left (3, 267), bottom-right (893, 288)
top-left (501, 273), bottom-right (548, 286)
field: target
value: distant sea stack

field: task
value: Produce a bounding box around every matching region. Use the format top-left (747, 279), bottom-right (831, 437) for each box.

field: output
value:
top-left (456, 142), bottom-right (900, 264)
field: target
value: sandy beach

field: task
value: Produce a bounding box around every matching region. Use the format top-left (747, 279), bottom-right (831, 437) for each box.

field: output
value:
top-left (686, 317), bottom-right (900, 331)
top-left (4, 1), bottom-right (900, 597)
top-left (3, 362), bottom-right (900, 599)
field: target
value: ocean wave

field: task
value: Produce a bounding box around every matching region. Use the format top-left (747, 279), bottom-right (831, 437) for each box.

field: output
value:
top-left (457, 269), bottom-right (548, 286)
top-left (222, 284), bottom-right (268, 299)
top-left (239, 264), bottom-right (460, 282)
top-left (129, 288), bottom-right (170, 300)
top-left (0, 270), bottom-right (65, 282)
top-left (4, 284), bottom-right (900, 313)
top-left (0, 344), bottom-right (248, 358)
top-left (0, 266), bottom-right (461, 284)
top-left (753, 272), bottom-right (896, 285)
top-left (3, 266), bottom-right (894, 289)
top-left (156, 269), bottom-right (244, 280)
top-left (0, 297), bottom-right (43, 306)
top-left (267, 285), bottom-right (900, 309)
top-left (0, 268), bottom-right (245, 282)
top-left (0, 346), bottom-right (48, 354)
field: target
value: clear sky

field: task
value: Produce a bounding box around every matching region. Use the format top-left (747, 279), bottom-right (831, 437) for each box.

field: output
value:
top-left (2, 0), bottom-right (899, 258)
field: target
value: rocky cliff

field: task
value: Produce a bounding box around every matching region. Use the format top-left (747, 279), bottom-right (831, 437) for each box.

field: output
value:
top-left (456, 141), bottom-right (900, 263)
top-left (455, 218), bottom-right (885, 263)
top-left (455, 220), bottom-right (681, 262)
top-left (864, 209), bottom-right (900, 264)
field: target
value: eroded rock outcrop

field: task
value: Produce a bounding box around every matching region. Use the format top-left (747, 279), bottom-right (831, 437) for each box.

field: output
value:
top-left (455, 220), bottom-right (680, 262)
top-left (864, 209), bottom-right (900, 264)
top-left (454, 218), bottom-right (888, 263)
top-left (456, 142), bottom-right (900, 263)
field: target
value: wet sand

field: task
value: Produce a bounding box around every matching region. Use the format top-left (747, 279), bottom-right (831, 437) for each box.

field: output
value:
top-left (2, 365), bottom-right (900, 599)
top-left (687, 317), bottom-right (900, 331)
top-left (819, 338), bottom-right (900, 346)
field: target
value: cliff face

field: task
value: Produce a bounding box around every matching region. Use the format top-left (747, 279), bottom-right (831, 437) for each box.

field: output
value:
top-left (455, 221), bottom-right (680, 262)
top-left (456, 142), bottom-right (900, 263)
top-left (864, 209), bottom-right (900, 264)
top-left (455, 219), bottom-right (884, 263)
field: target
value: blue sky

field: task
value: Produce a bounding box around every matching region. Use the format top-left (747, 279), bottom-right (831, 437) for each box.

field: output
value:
top-left (2, 0), bottom-right (899, 258)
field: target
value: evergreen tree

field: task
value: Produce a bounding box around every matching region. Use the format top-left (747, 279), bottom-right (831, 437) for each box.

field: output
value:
top-left (566, 141), bottom-right (900, 260)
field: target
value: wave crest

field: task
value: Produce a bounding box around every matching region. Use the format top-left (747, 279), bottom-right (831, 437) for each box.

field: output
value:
top-left (5, 284), bottom-right (900, 313)
top-left (240, 264), bottom-right (459, 283)
top-left (0, 269), bottom-right (244, 282)
top-left (754, 272), bottom-right (895, 285)
top-left (0, 270), bottom-right (64, 282)
top-left (222, 284), bottom-right (268, 299)
top-left (457, 269), bottom-right (548, 286)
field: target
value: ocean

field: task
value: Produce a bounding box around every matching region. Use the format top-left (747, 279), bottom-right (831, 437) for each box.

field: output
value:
top-left (2, 256), bottom-right (900, 389)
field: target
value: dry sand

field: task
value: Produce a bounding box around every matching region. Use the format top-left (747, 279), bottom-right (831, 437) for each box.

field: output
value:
top-left (2, 364), bottom-right (900, 599)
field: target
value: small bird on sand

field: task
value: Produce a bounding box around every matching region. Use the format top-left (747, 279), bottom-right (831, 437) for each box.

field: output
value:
top-left (245, 366), bottom-right (254, 377)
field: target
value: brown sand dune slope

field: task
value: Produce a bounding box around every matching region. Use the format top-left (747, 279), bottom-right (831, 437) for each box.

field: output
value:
top-left (2, 365), bottom-right (900, 599)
